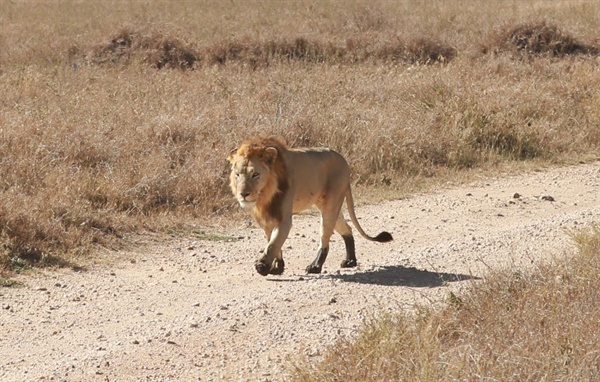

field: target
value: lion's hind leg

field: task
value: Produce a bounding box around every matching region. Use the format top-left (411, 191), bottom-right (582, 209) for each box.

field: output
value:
top-left (269, 258), bottom-right (285, 275)
top-left (334, 214), bottom-right (357, 268)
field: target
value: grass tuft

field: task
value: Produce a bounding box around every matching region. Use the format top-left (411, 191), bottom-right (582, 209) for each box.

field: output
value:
top-left (291, 226), bottom-right (600, 381)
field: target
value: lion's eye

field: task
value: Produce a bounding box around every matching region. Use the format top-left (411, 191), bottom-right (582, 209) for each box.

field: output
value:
top-left (235, 172), bottom-right (241, 178)
top-left (252, 172), bottom-right (260, 179)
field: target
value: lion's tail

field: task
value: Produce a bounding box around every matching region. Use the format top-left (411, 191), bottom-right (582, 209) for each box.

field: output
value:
top-left (345, 188), bottom-right (393, 243)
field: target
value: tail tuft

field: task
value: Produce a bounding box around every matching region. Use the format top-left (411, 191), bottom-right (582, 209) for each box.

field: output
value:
top-left (374, 231), bottom-right (393, 242)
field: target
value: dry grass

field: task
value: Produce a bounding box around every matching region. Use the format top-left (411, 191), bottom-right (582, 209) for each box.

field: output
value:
top-left (290, 226), bottom-right (600, 381)
top-left (1, 0), bottom-right (600, 270)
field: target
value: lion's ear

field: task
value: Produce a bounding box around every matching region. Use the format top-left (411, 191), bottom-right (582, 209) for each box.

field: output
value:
top-left (227, 148), bottom-right (238, 163)
top-left (264, 147), bottom-right (278, 165)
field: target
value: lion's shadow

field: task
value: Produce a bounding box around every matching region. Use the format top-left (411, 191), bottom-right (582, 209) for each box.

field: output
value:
top-left (330, 265), bottom-right (479, 287)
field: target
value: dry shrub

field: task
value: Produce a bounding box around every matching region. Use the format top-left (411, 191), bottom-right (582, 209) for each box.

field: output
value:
top-left (469, 125), bottom-right (542, 160)
top-left (403, 38), bottom-right (457, 65)
top-left (484, 21), bottom-right (599, 57)
top-left (0, 192), bottom-right (119, 270)
top-left (86, 28), bottom-right (198, 69)
top-left (205, 37), bottom-right (343, 67)
top-left (186, 35), bottom-right (457, 68)
top-left (83, 30), bottom-right (455, 70)
top-left (190, 35), bottom-right (456, 67)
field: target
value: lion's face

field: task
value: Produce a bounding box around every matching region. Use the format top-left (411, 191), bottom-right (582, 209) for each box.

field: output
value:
top-left (228, 154), bottom-right (272, 209)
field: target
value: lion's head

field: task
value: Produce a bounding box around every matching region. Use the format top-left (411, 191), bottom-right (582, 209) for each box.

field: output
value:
top-left (227, 137), bottom-right (288, 211)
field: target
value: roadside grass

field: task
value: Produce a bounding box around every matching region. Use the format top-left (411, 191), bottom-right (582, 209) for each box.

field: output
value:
top-left (290, 226), bottom-right (600, 381)
top-left (1, 0), bottom-right (599, 270)
top-left (0, 277), bottom-right (22, 288)
top-left (190, 230), bottom-right (239, 243)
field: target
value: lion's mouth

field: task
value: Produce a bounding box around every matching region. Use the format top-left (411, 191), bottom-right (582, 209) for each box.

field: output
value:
top-left (238, 200), bottom-right (256, 209)
top-left (238, 194), bottom-right (257, 209)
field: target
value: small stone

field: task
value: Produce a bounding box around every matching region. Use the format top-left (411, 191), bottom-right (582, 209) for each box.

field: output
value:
top-left (513, 193), bottom-right (521, 199)
top-left (541, 195), bottom-right (555, 202)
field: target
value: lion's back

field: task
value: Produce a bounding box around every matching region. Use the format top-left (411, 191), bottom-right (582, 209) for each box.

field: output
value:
top-left (283, 148), bottom-right (350, 200)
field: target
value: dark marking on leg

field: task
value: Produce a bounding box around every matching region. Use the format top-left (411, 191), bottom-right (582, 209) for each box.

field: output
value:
top-left (306, 247), bottom-right (329, 274)
top-left (269, 258), bottom-right (285, 275)
top-left (340, 234), bottom-right (357, 268)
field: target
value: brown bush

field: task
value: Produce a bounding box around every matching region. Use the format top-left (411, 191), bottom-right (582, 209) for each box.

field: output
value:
top-left (84, 30), bottom-right (455, 70)
top-left (403, 38), bottom-right (457, 64)
top-left (204, 37), bottom-right (340, 68)
top-left (87, 28), bottom-right (199, 69)
top-left (484, 21), bottom-right (598, 57)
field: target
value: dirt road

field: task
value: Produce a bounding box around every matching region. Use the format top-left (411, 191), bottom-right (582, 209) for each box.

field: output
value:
top-left (1, 162), bottom-right (599, 381)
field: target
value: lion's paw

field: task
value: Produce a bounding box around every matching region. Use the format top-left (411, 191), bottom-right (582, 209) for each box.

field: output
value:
top-left (269, 259), bottom-right (285, 275)
top-left (255, 262), bottom-right (271, 276)
top-left (340, 259), bottom-right (357, 268)
top-left (305, 264), bottom-right (322, 274)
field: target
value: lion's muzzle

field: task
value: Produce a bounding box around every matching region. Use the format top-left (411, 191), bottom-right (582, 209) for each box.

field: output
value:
top-left (238, 194), bottom-right (256, 209)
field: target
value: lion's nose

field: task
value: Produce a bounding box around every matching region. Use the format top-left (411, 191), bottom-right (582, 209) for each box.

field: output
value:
top-left (241, 192), bottom-right (251, 199)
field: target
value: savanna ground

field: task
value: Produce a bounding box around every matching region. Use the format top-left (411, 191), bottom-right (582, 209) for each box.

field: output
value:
top-left (1, 0), bottom-right (600, 380)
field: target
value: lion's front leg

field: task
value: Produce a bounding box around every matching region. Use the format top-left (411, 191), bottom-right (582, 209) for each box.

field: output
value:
top-left (254, 251), bottom-right (286, 276)
top-left (255, 219), bottom-right (292, 276)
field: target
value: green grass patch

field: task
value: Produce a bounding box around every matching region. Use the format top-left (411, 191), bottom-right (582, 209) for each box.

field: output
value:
top-left (0, 277), bottom-right (22, 288)
top-left (192, 230), bottom-right (239, 242)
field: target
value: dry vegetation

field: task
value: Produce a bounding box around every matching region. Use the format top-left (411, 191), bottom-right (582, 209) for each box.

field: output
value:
top-left (291, 225), bottom-right (600, 381)
top-left (0, 0), bottom-right (599, 271)
top-left (1, 1), bottom-right (600, 379)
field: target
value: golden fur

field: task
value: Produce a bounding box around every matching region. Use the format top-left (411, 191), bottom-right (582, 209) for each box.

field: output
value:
top-left (228, 136), bottom-right (392, 276)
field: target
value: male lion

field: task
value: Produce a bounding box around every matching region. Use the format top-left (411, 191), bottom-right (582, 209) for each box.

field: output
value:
top-left (228, 136), bottom-right (393, 276)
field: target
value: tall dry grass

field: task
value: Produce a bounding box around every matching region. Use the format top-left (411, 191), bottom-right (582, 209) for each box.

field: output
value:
top-left (291, 226), bottom-right (600, 381)
top-left (1, 0), bottom-right (599, 269)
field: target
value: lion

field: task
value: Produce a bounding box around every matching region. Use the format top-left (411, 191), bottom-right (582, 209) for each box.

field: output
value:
top-left (227, 136), bottom-right (393, 276)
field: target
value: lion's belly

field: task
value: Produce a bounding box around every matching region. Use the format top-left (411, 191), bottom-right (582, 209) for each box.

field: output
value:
top-left (291, 190), bottom-right (322, 214)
